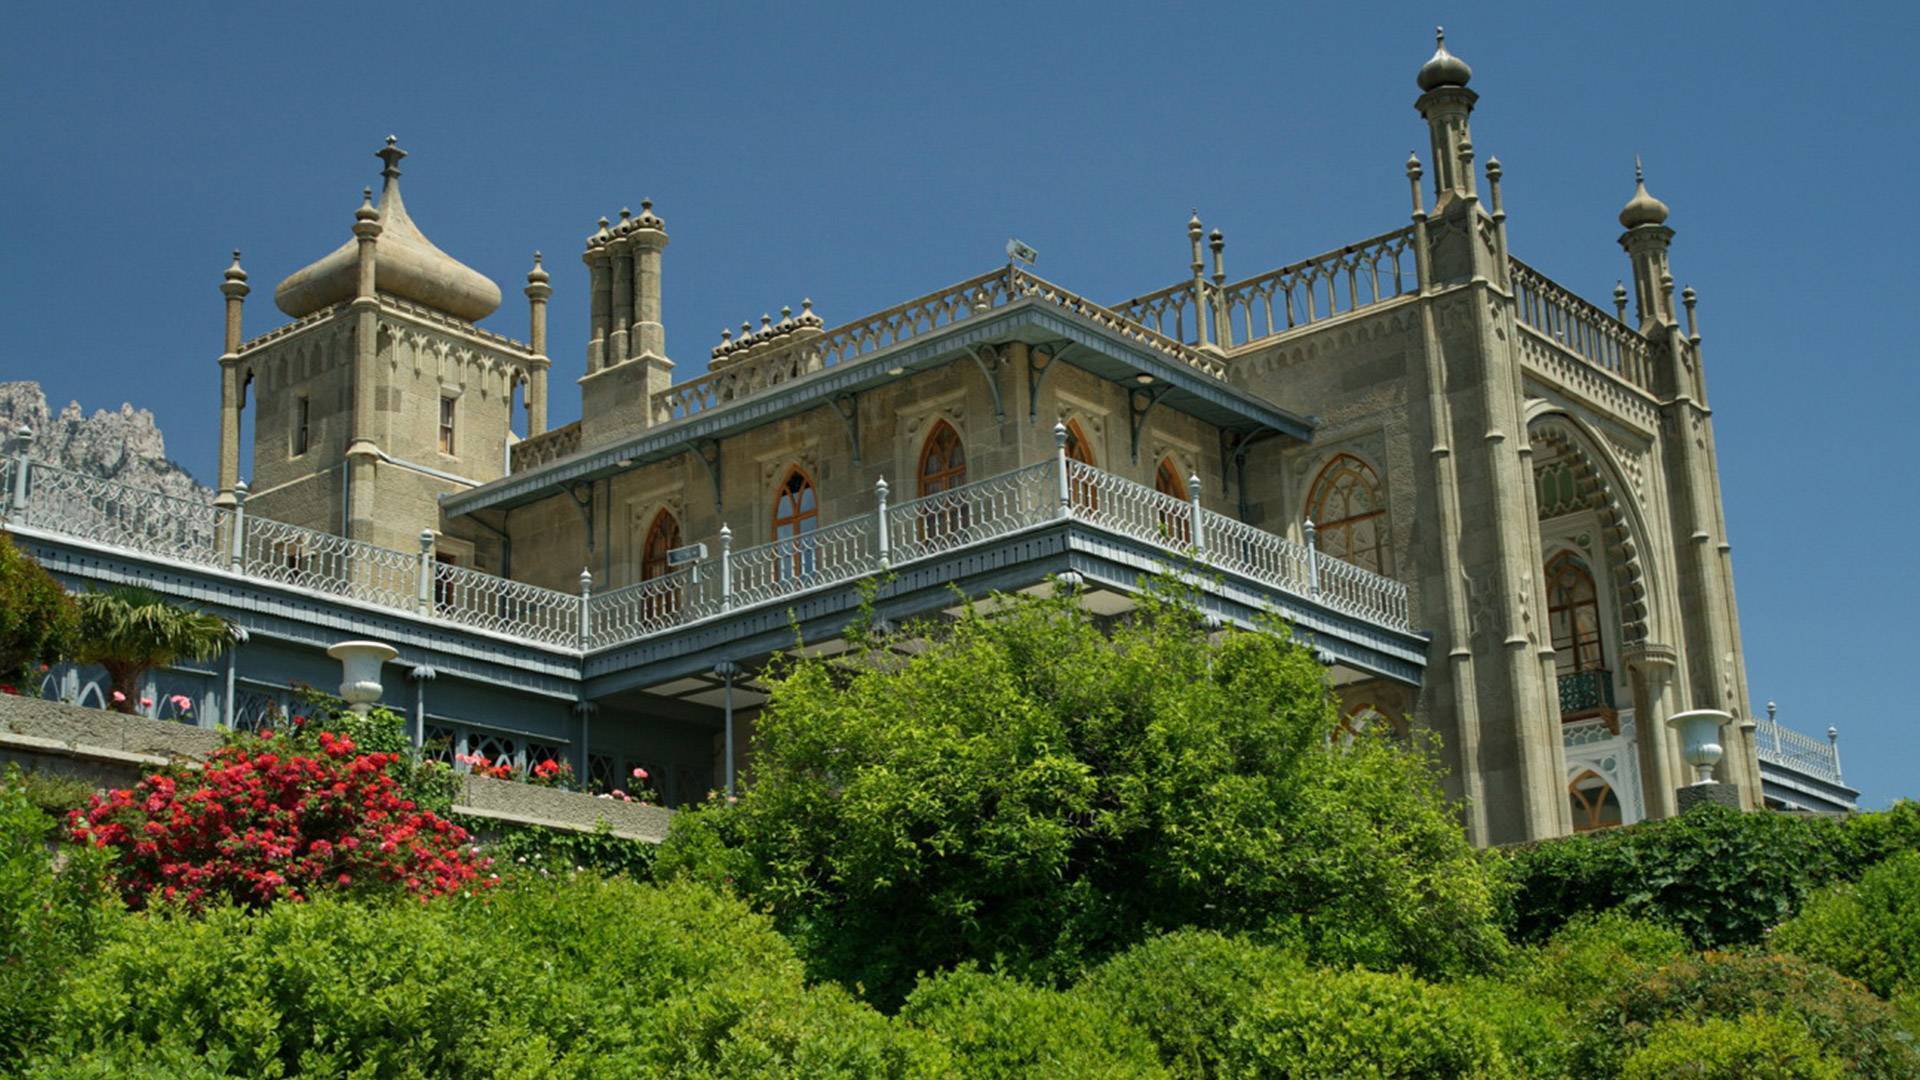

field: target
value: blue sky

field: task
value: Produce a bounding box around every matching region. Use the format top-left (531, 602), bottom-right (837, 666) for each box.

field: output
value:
top-left (4, 3), bottom-right (1915, 806)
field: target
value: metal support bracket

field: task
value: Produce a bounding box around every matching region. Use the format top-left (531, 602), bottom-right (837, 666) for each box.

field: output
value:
top-left (693, 438), bottom-right (723, 515)
top-left (564, 481), bottom-right (595, 553)
top-left (965, 344), bottom-right (1007, 424)
top-left (829, 392), bottom-right (862, 464)
top-left (1026, 339), bottom-right (1077, 422)
top-left (1127, 382), bottom-right (1177, 465)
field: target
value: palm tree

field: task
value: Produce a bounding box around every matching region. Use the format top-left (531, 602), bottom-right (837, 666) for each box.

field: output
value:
top-left (71, 587), bottom-right (231, 715)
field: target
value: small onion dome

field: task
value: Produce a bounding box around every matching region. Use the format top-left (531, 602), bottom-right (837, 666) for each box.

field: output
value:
top-left (797, 298), bottom-right (822, 328)
top-left (1187, 208), bottom-right (1203, 235)
top-left (1416, 26), bottom-right (1472, 92)
top-left (634, 198), bottom-right (665, 231)
top-left (526, 252), bottom-right (549, 287)
top-left (223, 250), bottom-right (249, 284)
top-left (275, 138), bottom-right (503, 322)
top-left (1619, 159), bottom-right (1670, 228)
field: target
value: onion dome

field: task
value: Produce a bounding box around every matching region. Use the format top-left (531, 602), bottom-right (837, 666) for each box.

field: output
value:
top-left (633, 198), bottom-right (665, 231)
top-left (1618, 157), bottom-right (1670, 229)
top-left (221, 250), bottom-right (250, 298)
top-left (276, 137), bottom-right (503, 322)
top-left (1416, 26), bottom-right (1472, 92)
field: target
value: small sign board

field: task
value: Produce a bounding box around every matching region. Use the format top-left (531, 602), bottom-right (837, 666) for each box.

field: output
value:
top-left (667, 542), bottom-right (708, 567)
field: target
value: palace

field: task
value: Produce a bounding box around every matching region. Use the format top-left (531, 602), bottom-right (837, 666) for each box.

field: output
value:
top-left (2, 32), bottom-right (1855, 844)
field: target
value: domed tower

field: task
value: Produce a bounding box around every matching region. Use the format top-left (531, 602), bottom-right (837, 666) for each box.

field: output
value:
top-left (213, 137), bottom-right (548, 554)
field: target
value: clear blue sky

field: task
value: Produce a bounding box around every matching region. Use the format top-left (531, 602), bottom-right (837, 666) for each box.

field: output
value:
top-left (4, 3), bottom-right (1915, 806)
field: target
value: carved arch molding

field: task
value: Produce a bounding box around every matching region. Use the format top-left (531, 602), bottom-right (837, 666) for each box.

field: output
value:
top-left (1529, 416), bottom-right (1649, 645)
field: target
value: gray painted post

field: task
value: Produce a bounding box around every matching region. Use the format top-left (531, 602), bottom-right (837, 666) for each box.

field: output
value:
top-left (229, 479), bottom-right (249, 570)
top-left (716, 661), bottom-right (739, 797)
top-left (719, 525), bottom-right (734, 611)
top-left (416, 529), bottom-right (436, 614)
top-left (1188, 473), bottom-right (1205, 555)
top-left (578, 568), bottom-right (593, 649)
top-left (10, 424), bottom-right (33, 516)
top-left (875, 476), bottom-right (891, 569)
top-left (1828, 726), bottom-right (1843, 780)
top-left (1054, 421), bottom-right (1071, 518)
top-left (1304, 518), bottom-right (1321, 596)
top-left (1768, 701), bottom-right (1782, 755)
top-left (409, 665), bottom-right (436, 750)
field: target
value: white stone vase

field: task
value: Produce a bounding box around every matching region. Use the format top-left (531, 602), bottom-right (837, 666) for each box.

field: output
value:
top-left (326, 640), bottom-right (397, 715)
top-left (1667, 708), bottom-right (1732, 785)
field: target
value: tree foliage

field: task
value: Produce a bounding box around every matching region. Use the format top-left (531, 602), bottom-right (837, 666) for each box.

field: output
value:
top-left (0, 532), bottom-right (75, 688)
top-left (658, 584), bottom-right (1505, 1005)
top-left (1771, 850), bottom-right (1920, 999)
top-left (69, 586), bottom-right (228, 714)
top-left (0, 768), bottom-right (112, 1061)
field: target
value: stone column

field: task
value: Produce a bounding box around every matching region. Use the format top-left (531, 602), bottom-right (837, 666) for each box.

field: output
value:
top-left (629, 200), bottom-right (669, 362)
top-left (584, 221), bottom-right (611, 374)
top-left (346, 188), bottom-right (383, 543)
top-left (608, 217), bottom-right (633, 364)
top-left (1623, 643), bottom-right (1680, 819)
top-left (215, 251), bottom-right (249, 506)
top-left (524, 254), bottom-right (551, 436)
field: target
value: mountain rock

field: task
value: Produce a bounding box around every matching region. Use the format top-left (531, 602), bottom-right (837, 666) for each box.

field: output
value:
top-left (0, 381), bottom-right (209, 504)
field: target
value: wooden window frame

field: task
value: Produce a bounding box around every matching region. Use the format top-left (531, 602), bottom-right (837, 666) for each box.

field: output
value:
top-left (1306, 453), bottom-right (1390, 576)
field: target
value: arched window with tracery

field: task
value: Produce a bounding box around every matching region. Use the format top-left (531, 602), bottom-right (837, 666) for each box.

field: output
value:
top-left (773, 466), bottom-right (819, 577)
top-left (639, 509), bottom-right (682, 621)
top-left (1333, 702), bottom-right (1381, 747)
top-left (1546, 551), bottom-right (1605, 676)
top-left (1062, 419), bottom-right (1098, 510)
top-left (1568, 770), bottom-right (1622, 832)
top-left (1154, 458), bottom-right (1190, 545)
top-left (1306, 454), bottom-right (1390, 576)
top-left (916, 421), bottom-right (969, 543)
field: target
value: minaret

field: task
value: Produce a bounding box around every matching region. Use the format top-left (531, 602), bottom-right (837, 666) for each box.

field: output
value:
top-left (1413, 27), bottom-right (1477, 208)
top-left (1618, 158), bottom-right (1676, 333)
top-left (578, 199), bottom-right (673, 449)
top-left (215, 250), bottom-right (249, 506)
top-left (524, 253), bottom-right (551, 436)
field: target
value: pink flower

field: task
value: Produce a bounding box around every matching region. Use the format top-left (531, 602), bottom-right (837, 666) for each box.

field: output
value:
top-left (169, 694), bottom-right (193, 710)
top-left (140, 697), bottom-right (154, 708)
top-left (631, 767), bottom-right (649, 780)
top-left (111, 691), bottom-right (126, 703)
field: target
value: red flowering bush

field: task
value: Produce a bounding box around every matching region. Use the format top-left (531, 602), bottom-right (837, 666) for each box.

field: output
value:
top-left (454, 751), bottom-right (516, 781)
top-left (70, 730), bottom-right (493, 910)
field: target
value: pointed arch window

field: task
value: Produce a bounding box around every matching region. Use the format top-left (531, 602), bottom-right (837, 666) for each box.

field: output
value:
top-left (1154, 458), bottom-right (1191, 545)
top-left (1306, 454), bottom-right (1389, 576)
top-left (773, 466), bottom-right (819, 578)
top-left (1546, 551), bottom-right (1605, 676)
top-left (1568, 770), bottom-right (1622, 832)
top-left (1062, 419), bottom-right (1098, 511)
top-left (639, 509), bottom-right (683, 622)
top-left (916, 421), bottom-right (970, 543)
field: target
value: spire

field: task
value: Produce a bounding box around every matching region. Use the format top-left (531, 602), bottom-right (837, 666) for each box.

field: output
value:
top-left (221, 249), bottom-right (250, 298)
top-left (377, 135), bottom-right (406, 184)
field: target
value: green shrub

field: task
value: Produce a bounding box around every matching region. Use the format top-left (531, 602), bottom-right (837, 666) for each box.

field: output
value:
top-left (1077, 930), bottom-right (1303, 1078)
top-left (466, 818), bottom-right (658, 882)
top-left (30, 874), bottom-right (939, 1076)
top-left (1771, 850), bottom-right (1920, 998)
top-left (1571, 950), bottom-right (1919, 1079)
top-left (1499, 804), bottom-right (1838, 948)
top-left (1, 767), bottom-right (98, 833)
top-left (660, 586), bottom-right (1505, 1005)
top-left (1519, 910), bottom-right (1691, 1010)
top-left (0, 768), bottom-right (112, 1062)
top-left (1219, 965), bottom-right (1514, 1078)
top-left (1619, 1011), bottom-right (1847, 1080)
top-left (900, 968), bottom-right (1165, 1078)
top-left (0, 532), bottom-right (75, 687)
top-left (69, 587), bottom-right (228, 715)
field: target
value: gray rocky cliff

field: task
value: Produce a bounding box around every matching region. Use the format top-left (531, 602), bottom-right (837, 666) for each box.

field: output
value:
top-left (0, 381), bottom-right (210, 503)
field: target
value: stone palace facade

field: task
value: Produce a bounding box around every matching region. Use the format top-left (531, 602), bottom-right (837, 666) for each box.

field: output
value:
top-left (3, 32), bottom-right (1855, 844)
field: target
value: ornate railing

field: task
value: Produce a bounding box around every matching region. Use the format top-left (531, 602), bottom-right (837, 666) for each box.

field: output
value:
top-left (14, 463), bottom-right (224, 570)
top-left (432, 561), bottom-right (579, 647)
top-left (887, 462), bottom-right (1055, 564)
top-left (8, 446), bottom-right (1417, 656)
top-left (1557, 668), bottom-right (1616, 716)
top-left (1509, 257), bottom-right (1656, 392)
top-left (1114, 227), bottom-right (1417, 350)
top-left (511, 421), bottom-right (582, 473)
top-left (649, 265), bottom-right (1224, 425)
top-left (1753, 716), bottom-right (1843, 786)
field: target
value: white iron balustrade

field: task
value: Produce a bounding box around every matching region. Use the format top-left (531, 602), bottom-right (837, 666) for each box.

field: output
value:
top-left (7, 451), bottom-right (1414, 654)
top-left (1752, 715), bottom-right (1844, 786)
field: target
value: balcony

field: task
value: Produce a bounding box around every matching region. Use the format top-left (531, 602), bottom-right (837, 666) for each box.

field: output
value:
top-left (1, 450), bottom-right (1419, 680)
top-left (1557, 668), bottom-right (1616, 726)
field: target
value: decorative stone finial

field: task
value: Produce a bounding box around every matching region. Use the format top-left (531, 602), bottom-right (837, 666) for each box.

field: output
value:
top-left (634, 198), bottom-right (665, 230)
top-left (798, 298), bottom-right (821, 328)
top-left (1417, 26), bottom-right (1473, 91)
top-left (1619, 156), bottom-right (1670, 228)
top-left (1208, 228), bottom-right (1224, 251)
top-left (1187, 209), bottom-right (1203, 236)
top-left (376, 135), bottom-right (406, 181)
top-left (1405, 150), bottom-right (1423, 181)
top-left (1486, 156), bottom-right (1502, 182)
top-left (225, 250), bottom-right (248, 283)
top-left (222, 250), bottom-right (250, 298)
top-left (1053, 420), bottom-right (1069, 448)
top-left (527, 251), bottom-right (549, 285)
top-left (418, 528), bottom-right (436, 553)
top-left (355, 186), bottom-right (379, 224)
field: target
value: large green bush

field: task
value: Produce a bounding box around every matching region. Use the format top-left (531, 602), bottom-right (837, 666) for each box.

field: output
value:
top-left (1566, 950), bottom-right (1919, 1079)
top-left (658, 586), bottom-right (1505, 1004)
top-left (1771, 850), bottom-right (1920, 998)
top-left (0, 768), bottom-right (111, 1062)
top-left (899, 968), bottom-right (1164, 1078)
top-left (26, 875), bottom-right (942, 1076)
top-left (0, 532), bottom-right (74, 687)
top-left (1219, 965), bottom-right (1516, 1078)
top-left (1618, 1010), bottom-right (1848, 1080)
top-left (1077, 930), bottom-right (1303, 1078)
